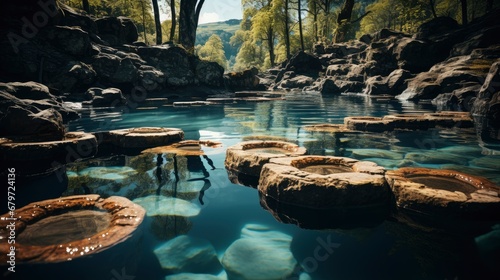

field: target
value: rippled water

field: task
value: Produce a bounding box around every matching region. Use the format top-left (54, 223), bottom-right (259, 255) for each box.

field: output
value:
top-left (12, 93), bottom-right (500, 280)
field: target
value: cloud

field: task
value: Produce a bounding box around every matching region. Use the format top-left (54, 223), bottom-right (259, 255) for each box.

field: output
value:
top-left (199, 12), bottom-right (221, 24)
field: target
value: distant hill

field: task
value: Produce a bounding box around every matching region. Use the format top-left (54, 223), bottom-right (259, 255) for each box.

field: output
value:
top-left (196, 19), bottom-right (242, 69)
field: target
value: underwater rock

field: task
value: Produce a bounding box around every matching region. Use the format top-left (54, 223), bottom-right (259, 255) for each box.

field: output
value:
top-left (404, 151), bottom-right (468, 165)
top-left (258, 156), bottom-right (388, 209)
top-left (132, 195), bottom-right (201, 217)
top-left (469, 156), bottom-right (500, 170)
top-left (350, 148), bottom-right (404, 160)
top-left (0, 195), bottom-right (145, 263)
top-left (385, 167), bottom-right (500, 219)
top-left (225, 140), bottom-right (307, 178)
top-left (154, 235), bottom-right (222, 274)
top-left (78, 166), bottom-right (137, 181)
top-left (165, 273), bottom-right (222, 280)
top-left (221, 224), bottom-right (298, 280)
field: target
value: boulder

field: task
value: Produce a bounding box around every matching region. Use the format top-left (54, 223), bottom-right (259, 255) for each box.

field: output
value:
top-left (326, 64), bottom-right (353, 76)
top-left (432, 84), bottom-right (480, 111)
top-left (413, 17), bottom-right (459, 41)
top-left (139, 65), bottom-right (166, 91)
top-left (304, 77), bottom-right (340, 94)
top-left (95, 16), bottom-right (139, 45)
top-left (92, 53), bottom-right (139, 84)
top-left (364, 69), bottom-right (412, 96)
top-left (324, 41), bottom-right (367, 58)
top-left (284, 51), bottom-right (322, 75)
top-left (49, 61), bottom-right (96, 92)
top-left (195, 60), bottom-right (224, 87)
top-left (471, 60), bottom-right (500, 149)
top-left (398, 46), bottom-right (499, 101)
top-left (451, 26), bottom-right (500, 56)
top-left (224, 67), bottom-right (260, 91)
top-left (138, 46), bottom-right (195, 86)
top-left (279, 75), bottom-right (315, 89)
top-left (0, 81), bottom-right (78, 122)
top-left (335, 80), bottom-right (364, 93)
top-left (0, 106), bottom-right (65, 141)
top-left (44, 25), bottom-right (92, 57)
top-left (85, 87), bottom-right (127, 107)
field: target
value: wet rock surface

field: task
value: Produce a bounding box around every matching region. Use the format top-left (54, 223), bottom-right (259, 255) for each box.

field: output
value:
top-left (385, 167), bottom-right (500, 219)
top-left (258, 156), bottom-right (388, 209)
top-left (225, 140), bottom-right (307, 178)
top-left (0, 195), bottom-right (145, 263)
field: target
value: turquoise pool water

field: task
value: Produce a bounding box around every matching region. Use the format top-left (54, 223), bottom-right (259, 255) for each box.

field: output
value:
top-left (10, 93), bottom-right (500, 280)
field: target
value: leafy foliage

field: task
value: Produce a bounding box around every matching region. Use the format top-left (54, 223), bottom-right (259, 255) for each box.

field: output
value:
top-left (195, 34), bottom-right (228, 69)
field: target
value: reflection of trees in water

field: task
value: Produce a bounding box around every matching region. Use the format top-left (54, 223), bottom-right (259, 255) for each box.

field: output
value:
top-left (65, 150), bottom-right (215, 206)
top-left (150, 215), bottom-right (193, 241)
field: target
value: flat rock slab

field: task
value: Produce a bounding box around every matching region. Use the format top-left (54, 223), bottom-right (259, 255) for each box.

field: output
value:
top-left (107, 127), bottom-right (184, 148)
top-left (259, 156), bottom-right (388, 209)
top-left (221, 224), bottom-right (298, 280)
top-left (0, 132), bottom-right (97, 162)
top-left (0, 195), bottom-right (145, 263)
top-left (385, 167), bottom-right (500, 218)
top-left (225, 140), bottom-right (307, 178)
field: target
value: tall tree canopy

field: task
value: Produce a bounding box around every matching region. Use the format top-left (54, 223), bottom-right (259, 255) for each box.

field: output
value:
top-left (196, 34), bottom-right (228, 69)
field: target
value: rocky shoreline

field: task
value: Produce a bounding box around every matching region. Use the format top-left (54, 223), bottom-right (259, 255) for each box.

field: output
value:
top-left (0, 2), bottom-right (499, 149)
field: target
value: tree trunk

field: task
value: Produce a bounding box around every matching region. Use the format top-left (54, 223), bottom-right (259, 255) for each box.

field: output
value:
top-left (140, 0), bottom-right (148, 44)
top-left (179, 0), bottom-right (205, 52)
top-left (284, 0), bottom-right (291, 59)
top-left (298, 0), bottom-right (304, 51)
top-left (486, 0), bottom-right (493, 13)
top-left (429, 0), bottom-right (437, 18)
top-left (460, 0), bottom-right (468, 25)
top-left (333, 0), bottom-right (354, 43)
top-left (152, 0), bottom-right (162, 45)
top-left (267, 28), bottom-right (275, 66)
top-left (82, 0), bottom-right (90, 14)
top-left (170, 0), bottom-right (176, 42)
top-left (312, 1), bottom-right (318, 42)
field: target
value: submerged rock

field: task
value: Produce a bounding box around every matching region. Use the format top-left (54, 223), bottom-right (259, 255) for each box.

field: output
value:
top-left (165, 273), bottom-right (222, 280)
top-left (154, 235), bottom-right (222, 274)
top-left (133, 195), bottom-right (201, 217)
top-left (221, 224), bottom-right (298, 280)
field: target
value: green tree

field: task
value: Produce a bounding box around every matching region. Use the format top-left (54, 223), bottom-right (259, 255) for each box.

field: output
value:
top-left (196, 34), bottom-right (228, 69)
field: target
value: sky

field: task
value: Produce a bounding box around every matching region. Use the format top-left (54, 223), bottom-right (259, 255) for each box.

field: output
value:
top-left (197, 0), bottom-right (243, 24)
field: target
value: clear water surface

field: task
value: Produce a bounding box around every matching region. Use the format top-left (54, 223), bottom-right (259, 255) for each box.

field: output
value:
top-left (13, 93), bottom-right (500, 280)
